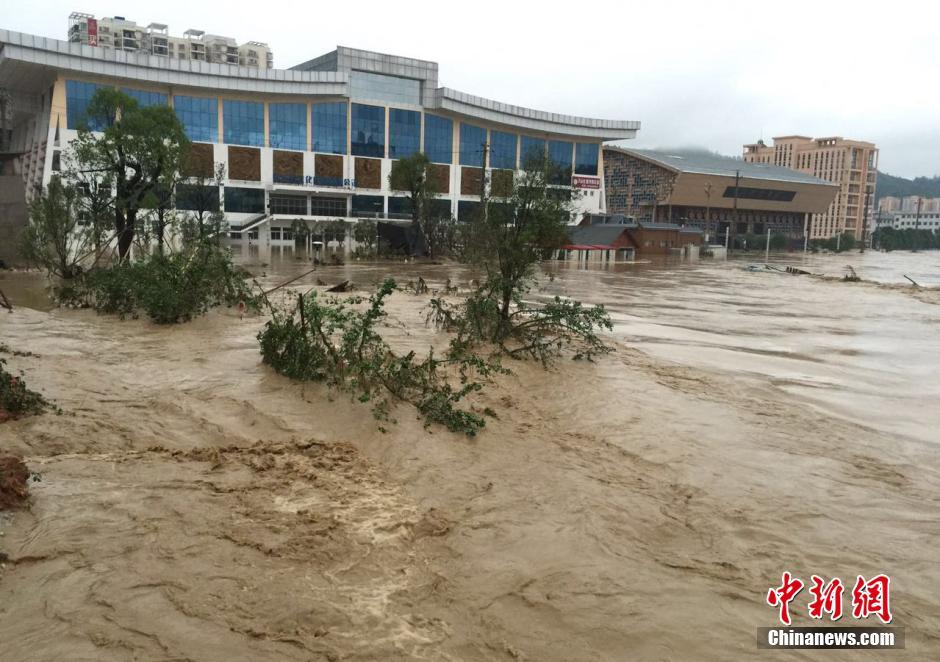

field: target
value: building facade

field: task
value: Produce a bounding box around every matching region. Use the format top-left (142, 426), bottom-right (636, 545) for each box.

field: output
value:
top-left (67, 13), bottom-right (273, 68)
top-left (603, 148), bottom-right (837, 244)
top-left (0, 30), bottom-right (639, 255)
top-left (879, 195), bottom-right (940, 214)
top-left (742, 136), bottom-right (878, 241)
top-left (874, 210), bottom-right (940, 231)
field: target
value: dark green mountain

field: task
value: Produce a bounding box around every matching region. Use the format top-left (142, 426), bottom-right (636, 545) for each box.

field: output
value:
top-left (877, 172), bottom-right (940, 200)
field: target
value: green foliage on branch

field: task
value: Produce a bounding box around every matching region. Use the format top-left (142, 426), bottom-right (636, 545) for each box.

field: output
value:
top-left (429, 285), bottom-right (612, 365)
top-left (258, 279), bottom-right (502, 436)
top-left (0, 356), bottom-right (53, 420)
top-left (809, 231), bottom-right (857, 252)
top-left (58, 241), bottom-right (253, 323)
top-left (71, 88), bottom-right (189, 261)
top-left (433, 155), bottom-right (613, 364)
top-left (872, 227), bottom-right (940, 251)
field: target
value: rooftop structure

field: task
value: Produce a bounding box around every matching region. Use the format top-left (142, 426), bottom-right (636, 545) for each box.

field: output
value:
top-left (67, 12), bottom-right (273, 68)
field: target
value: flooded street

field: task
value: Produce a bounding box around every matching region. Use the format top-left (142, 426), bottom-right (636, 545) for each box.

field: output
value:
top-left (1, 250), bottom-right (939, 660)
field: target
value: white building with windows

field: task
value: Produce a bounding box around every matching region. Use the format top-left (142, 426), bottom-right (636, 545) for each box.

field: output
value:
top-left (875, 211), bottom-right (940, 231)
top-left (0, 27), bottom-right (639, 256)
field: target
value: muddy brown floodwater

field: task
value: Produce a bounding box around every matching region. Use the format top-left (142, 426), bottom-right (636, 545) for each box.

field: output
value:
top-left (0, 250), bottom-right (939, 661)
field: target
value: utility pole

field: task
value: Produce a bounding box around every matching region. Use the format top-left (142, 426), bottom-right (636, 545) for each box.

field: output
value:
top-left (765, 228), bottom-right (771, 262)
top-left (479, 141), bottom-right (489, 221)
top-left (912, 195), bottom-right (922, 252)
top-left (703, 182), bottom-right (713, 243)
top-left (730, 169), bottom-right (741, 251)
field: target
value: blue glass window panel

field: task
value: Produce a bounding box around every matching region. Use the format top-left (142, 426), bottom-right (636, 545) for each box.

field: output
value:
top-left (312, 102), bottom-right (347, 155)
top-left (173, 95), bottom-right (218, 142)
top-left (350, 71), bottom-right (421, 106)
top-left (122, 88), bottom-right (167, 108)
top-left (351, 195), bottom-right (384, 216)
top-left (388, 108), bottom-right (420, 159)
top-left (351, 103), bottom-right (385, 158)
top-left (490, 130), bottom-right (517, 170)
top-left (459, 123), bottom-right (486, 167)
top-left (224, 187), bottom-right (265, 213)
top-left (66, 80), bottom-right (105, 130)
top-left (575, 143), bottom-right (599, 176)
top-left (549, 140), bottom-right (573, 176)
top-left (223, 100), bottom-right (264, 147)
top-left (520, 136), bottom-right (546, 166)
top-left (423, 114), bottom-right (453, 164)
top-left (269, 103), bottom-right (307, 151)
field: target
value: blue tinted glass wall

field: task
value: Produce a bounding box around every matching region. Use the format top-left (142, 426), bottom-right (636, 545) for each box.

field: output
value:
top-left (350, 71), bottom-right (421, 106)
top-left (490, 130), bottom-right (517, 170)
top-left (575, 143), bottom-right (599, 176)
top-left (269, 103), bottom-right (307, 151)
top-left (388, 108), bottom-right (420, 159)
top-left (224, 187), bottom-right (265, 213)
top-left (351, 104), bottom-right (385, 157)
top-left (173, 95), bottom-right (218, 142)
top-left (424, 114), bottom-right (453, 164)
top-left (460, 123), bottom-right (486, 167)
top-left (223, 100), bottom-right (264, 147)
top-left (520, 136), bottom-right (546, 167)
top-left (122, 88), bottom-right (167, 108)
top-left (549, 140), bottom-right (573, 182)
top-left (312, 102), bottom-right (347, 154)
top-left (66, 80), bottom-right (105, 130)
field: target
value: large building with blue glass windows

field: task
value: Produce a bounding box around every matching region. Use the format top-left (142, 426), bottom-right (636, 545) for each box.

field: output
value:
top-left (0, 27), bottom-right (640, 254)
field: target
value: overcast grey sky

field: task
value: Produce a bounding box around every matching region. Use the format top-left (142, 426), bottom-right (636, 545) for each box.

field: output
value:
top-left (10, 0), bottom-right (940, 177)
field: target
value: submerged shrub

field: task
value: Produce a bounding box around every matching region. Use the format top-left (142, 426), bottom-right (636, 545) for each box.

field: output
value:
top-left (60, 242), bottom-right (254, 323)
top-left (428, 280), bottom-right (613, 365)
top-left (258, 279), bottom-right (501, 436)
top-left (0, 357), bottom-right (53, 421)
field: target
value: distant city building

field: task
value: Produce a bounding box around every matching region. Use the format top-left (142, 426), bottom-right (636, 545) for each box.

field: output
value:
top-left (880, 195), bottom-right (940, 214)
top-left (875, 210), bottom-right (940, 231)
top-left (67, 12), bottom-right (273, 68)
top-left (743, 136), bottom-right (877, 241)
top-left (603, 147), bottom-right (837, 243)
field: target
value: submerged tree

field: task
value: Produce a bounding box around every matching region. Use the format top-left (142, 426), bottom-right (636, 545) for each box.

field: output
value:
top-left (71, 88), bottom-right (189, 261)
top-left (179, 163), bottom-right (226, 246)
top-left (19, 176), bottom-right (94, 279)
top-left (388, 152), bottom-right (449, 257)
top-left (432, 155), bottom-right (611, 363)
top-left (463, 155), bottom-right (572, 330)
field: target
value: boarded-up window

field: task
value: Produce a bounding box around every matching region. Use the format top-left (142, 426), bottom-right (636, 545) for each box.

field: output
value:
top-left (491, 169), bottom-right (513, 198)
top-left (428, 164), bottom-right (450, 194)
top-left (228, 146), bottom-right (261, 181)
top-left (314, 154), bottom-right (343, 186)
top-left (355, 157), bottom-right (381, 190)
top-left (184, 142), bottom-right (214, 179)
top-left (273, 150), bottom-right (303, 184)
top-left (460, 167), bottom-right (482, 196)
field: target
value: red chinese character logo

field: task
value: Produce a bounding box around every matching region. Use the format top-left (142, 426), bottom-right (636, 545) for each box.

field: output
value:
top-left (767, 572), bottom-right (804, 625)
top-left (852, 574), bottom-right (892, 624)
top-left (808, 575), bottom-right (844, 620)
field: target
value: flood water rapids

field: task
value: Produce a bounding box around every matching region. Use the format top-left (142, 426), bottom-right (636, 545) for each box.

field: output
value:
top-left (0, 250), bottom-right (938, 660)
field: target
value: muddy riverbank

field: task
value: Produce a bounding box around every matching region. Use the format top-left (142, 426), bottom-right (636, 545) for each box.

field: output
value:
top-left (1, 253), bottom-right (938, 660)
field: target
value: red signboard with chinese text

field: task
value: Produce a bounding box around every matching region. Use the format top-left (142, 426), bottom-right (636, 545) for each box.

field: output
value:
top-left (87, 18), bottom-right (98, 46)
top-left (572, 175), bottom-right (601, 189)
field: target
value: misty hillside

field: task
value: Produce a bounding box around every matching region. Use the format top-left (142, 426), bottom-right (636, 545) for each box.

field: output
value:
top-left (877, 172), bottom-right (940, 200)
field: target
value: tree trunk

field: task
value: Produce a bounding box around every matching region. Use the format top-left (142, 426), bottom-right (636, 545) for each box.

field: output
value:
top-left (499, 285), bottom-right (512, 338)
top-left (117, 209), bottom-right (135, 261)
